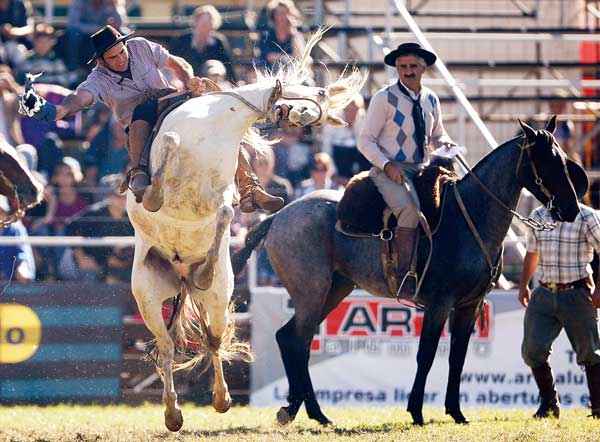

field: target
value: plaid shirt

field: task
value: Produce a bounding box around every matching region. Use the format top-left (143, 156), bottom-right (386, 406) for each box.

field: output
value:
top-left (526, 204), bottom-right (600, 283)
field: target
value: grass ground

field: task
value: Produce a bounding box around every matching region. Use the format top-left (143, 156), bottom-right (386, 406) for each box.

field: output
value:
top-left (0, 404), bottom-right (599, 442)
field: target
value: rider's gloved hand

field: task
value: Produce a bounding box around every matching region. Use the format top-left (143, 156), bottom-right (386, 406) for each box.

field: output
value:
top-left (18, 88), bottom-right (57, 122)
top-left (186, 77), bottom-right (205, 97)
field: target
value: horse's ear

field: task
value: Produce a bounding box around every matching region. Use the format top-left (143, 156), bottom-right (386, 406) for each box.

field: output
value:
top-left (518, 119), bottom-right (536, 141)
top-left (546, 115), bottom-right (557, 134)
top-left (326, 113), bottom-right (348, 127)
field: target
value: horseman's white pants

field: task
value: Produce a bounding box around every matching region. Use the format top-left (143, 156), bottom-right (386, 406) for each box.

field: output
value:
top-left (369, 166), bottom-right (420, 229)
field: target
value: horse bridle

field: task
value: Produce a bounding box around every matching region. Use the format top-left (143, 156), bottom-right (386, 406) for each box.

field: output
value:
top-left (0, 171), bottom-right (25, 227)
top-left (455, 140), bottom-right (558, 232)
top-left (204, 79), bottom-right (325, 126)
top-left (515, 140), bottom-right (558, 213)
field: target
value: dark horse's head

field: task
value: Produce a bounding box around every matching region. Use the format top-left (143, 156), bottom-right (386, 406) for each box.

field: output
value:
top-left (517, 116), bottom-right (583, 222)
top-left (0, 139), bottom-right (44, 222)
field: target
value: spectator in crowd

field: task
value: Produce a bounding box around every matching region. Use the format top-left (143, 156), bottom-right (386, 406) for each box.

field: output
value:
top-left (63, 173), bottom-right (133, 283)
top-left (549, 97), bottom-right (578, 163)
top-left (64, 0), bottom-right (128, 72)
top-left (0, 0), bottom-right (33, 67)
top-left (16, 23), bottom-right (69, 88)
top-left (48, 157), bottom-right (88, 235)
top-left (86, 116), bottom-right (129, 182)
top-left (0, 196), bottom-right (34, 281)
top-left (202, 59), bottom-right (232, 89)
top-left (250, 147), bottom-right (293, 209)
top-left (295, 152), bottom-right (340, 199)
top-left (14, 143), bottom-right (56, 280)
top-left (171, 5), bottom-right (237, 84)
top-left (357, 42), bottom-right (456, 297)
top-left (320, 94), bottom-right (370, 185)
top-left (0, 64), bottom-right (24, 144)
top-left (518, 170), bottom-right (600, 419)
top-left (36, 131), bottom-right (64, 181)
top-left (255, 0), bottom-right (307, 70)
top-left (272, 121), bottom-right (311, 187)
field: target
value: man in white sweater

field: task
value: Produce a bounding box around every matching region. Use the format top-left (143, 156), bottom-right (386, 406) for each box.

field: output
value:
top-left (357, 42), bottom-right (456, 297)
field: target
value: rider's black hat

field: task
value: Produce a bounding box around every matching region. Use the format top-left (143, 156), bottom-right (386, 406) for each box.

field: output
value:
top-left (566, 159), bottom-right (588, 200)
top-left (87, 25), bottom-right (134, 65)
top-left (384, 42), bottom-right (437, 67)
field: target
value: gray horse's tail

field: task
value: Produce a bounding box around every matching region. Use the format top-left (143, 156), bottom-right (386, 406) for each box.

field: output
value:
top-left (231, 215), bottom-right (275, 275)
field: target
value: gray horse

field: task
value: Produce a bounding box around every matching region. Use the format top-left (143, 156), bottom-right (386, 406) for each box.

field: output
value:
top-left (233, 118), bottom-right (582, 426)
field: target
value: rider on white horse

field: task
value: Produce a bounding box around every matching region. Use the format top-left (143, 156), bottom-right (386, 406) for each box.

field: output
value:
top-left (18, 25), bottom-right (284, 214)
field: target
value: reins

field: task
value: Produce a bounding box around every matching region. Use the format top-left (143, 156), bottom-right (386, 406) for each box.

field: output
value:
top-left (454, 141), bottom-right (556, 232)
top-left (449, 139), bottom-right (558, 290)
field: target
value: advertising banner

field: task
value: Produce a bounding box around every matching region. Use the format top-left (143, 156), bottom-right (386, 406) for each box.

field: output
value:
top-left (0, 282), bottom-right (125, 404)
top-left (251, 289), bottom-right (591, 409)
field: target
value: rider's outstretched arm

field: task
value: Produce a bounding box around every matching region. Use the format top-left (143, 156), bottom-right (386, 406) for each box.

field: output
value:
top-left (55, 89), bottom-right (94, 121)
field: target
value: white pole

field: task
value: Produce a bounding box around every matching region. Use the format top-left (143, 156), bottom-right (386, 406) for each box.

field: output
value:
top-left (45, 0), bottom-right (54, 24)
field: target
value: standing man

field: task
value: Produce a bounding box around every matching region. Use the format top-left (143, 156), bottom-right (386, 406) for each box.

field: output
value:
top-left (18, 25), bottom-right (283, 213)
top-left (357, 42), bottom-right (456, 297)
top-left (519, 164), bottom-right (600, 419)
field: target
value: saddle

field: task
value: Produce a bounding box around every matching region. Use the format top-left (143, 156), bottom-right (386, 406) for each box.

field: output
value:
top-left (336, 165), bottom-right (457, 300)
top-left (336, 165), bottom-right (456, 237)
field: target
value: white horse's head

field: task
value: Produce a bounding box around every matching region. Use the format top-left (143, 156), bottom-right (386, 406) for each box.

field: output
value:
top-left (257, 28), bottom-right (368, 129)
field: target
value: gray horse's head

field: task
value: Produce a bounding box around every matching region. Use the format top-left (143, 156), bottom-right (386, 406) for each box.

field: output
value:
top-left (518, 116), bottom-right (582, 222)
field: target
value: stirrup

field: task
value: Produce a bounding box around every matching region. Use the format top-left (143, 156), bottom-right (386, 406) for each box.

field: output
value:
top-left (396, 270), bottom-right (418, 298)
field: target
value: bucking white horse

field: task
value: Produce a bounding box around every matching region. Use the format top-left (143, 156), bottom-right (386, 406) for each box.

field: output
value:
top-left (127, 30), bottom-right (367, 431)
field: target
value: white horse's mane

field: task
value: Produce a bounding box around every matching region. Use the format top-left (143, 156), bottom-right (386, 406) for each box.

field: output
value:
top-left (242, 28), bottom-right (366, 155)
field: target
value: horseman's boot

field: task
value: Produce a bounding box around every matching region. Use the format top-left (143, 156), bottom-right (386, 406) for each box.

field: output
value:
top-left (235, 148), bottom-right (284, 213)
top-left (126, 120), bottom-right (152, 204)
top-left (585, 363), bottom-right (600, 418)
top-left (531, 362), bottom-right (560, 418)
top-left (393, 227), bottom-right (419, 298)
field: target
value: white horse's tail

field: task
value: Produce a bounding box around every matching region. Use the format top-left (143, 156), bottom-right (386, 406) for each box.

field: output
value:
top-left (168, 291), bottom-right (253, 374)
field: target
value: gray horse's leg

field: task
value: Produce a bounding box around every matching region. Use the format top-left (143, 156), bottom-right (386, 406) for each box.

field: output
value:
top-left (444, 303), bottom-right (480, 424)
top-left (276, 273), bottom-right (354, 426)
top-left (407, 302), bottom-right (453, 426)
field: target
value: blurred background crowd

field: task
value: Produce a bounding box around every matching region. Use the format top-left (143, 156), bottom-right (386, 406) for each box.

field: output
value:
top-left (0, 0), bottom-right (369, 287)
top-left (0, 0), bottom-right (596, 289)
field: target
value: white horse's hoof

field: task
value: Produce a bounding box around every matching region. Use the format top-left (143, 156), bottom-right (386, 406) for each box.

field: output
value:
top-left (164, 408), bottom-right (184, 432)
top-left (212, 391), bottom-right (232, 413)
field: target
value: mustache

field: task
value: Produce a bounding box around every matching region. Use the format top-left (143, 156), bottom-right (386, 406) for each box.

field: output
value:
top-left (404, 74), bottom-right (416, 78)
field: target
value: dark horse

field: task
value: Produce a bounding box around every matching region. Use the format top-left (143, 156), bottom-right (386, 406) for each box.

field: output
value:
top-left (0, 138), bottom-right (44, 224)
top-left (233, 118), bottom-right (581, 426)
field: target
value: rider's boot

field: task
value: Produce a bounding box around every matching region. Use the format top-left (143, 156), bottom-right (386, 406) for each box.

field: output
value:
top-left (126, 120), bottom-right (152, 204)
top-left (531, 362), bottom-right (560, 418)
top-left (235, 148), bottom-right (284, 213)
top-left (394, 226), bottom-right (419, 298)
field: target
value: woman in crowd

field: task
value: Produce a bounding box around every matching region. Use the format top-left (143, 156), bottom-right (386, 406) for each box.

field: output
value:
top-left (295, 152), bottom-right (340, 199)
top-left (171, 5), bottom-right (237, 84)
top-left (255, 0), bottom-right (307, 70)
